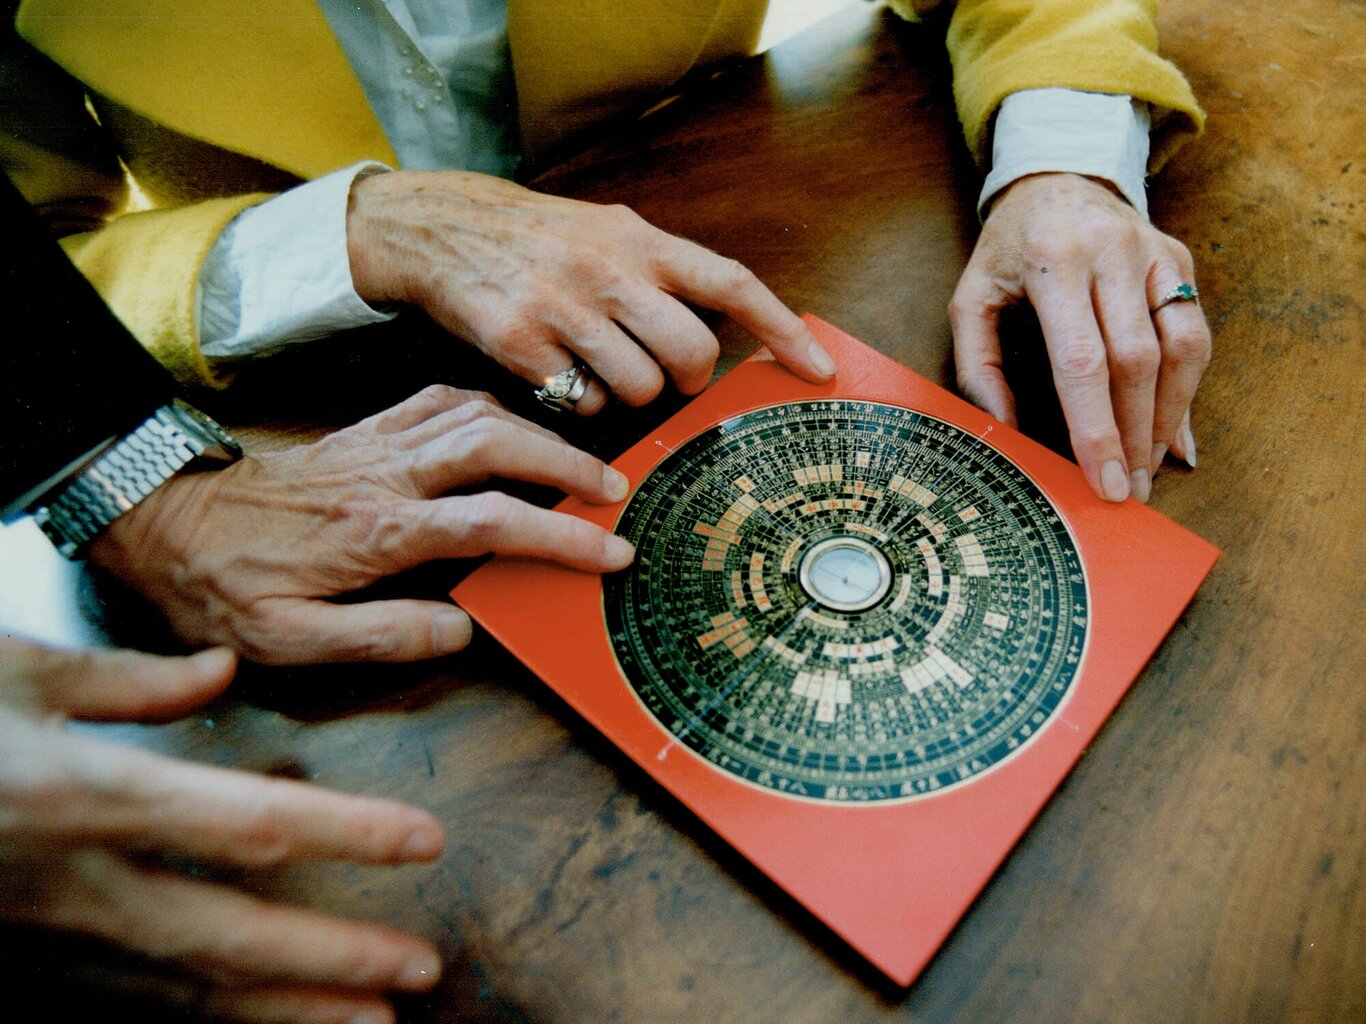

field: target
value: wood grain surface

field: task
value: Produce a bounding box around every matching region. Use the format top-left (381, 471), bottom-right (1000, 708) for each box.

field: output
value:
top-left (0, 3), bottom-right (1361, 1022)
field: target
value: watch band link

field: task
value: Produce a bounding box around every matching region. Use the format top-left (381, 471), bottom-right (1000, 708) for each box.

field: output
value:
top-left (33, 402), bottom-right (236, 558)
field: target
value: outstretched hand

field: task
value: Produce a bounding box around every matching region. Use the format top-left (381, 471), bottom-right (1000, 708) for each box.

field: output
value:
top-left (0, 637), bottom-right (445, 1024)
top-left (950, 172), bottom-right (1210, 502)
top-left (345, 170), bottom-right (837, 414)
top-left (91, 386), bottom-right (636, 664)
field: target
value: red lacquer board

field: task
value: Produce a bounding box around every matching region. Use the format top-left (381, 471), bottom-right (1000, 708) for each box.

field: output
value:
top-left (452, 316), bottom-right (1219, 985)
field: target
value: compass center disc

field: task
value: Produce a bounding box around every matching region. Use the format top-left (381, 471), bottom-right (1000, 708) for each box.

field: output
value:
top-left (798, 536), bottom-right (894, 612)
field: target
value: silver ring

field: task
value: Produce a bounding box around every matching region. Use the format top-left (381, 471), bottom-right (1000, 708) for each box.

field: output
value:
top-left (1151, 283), bottom-right (1200, 314)
top-left (534, 363), bottom-right (590, 412)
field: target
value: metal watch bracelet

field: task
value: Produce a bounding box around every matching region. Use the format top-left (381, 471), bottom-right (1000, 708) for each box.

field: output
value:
top-left (32, 399), bottom-right (241, 558)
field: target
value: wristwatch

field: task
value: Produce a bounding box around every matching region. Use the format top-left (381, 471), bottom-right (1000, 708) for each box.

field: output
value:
top-left (31, 399), bottom-right (242, 558)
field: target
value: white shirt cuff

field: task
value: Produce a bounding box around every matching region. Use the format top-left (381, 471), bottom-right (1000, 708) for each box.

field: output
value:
top-left (978, 88), bottom-right (1152, 222)
top-left (199, 161), bottom-right (396, 361)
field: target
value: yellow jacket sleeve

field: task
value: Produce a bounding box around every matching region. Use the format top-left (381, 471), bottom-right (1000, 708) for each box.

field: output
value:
top-left (58, 195), bottom-right (267, 389)
top-left (937, 0), bottom-right (1204, 168)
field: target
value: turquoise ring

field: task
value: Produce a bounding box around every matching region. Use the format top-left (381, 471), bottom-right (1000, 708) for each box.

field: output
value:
top-left (1151, 283), bottom-right (1199, 314)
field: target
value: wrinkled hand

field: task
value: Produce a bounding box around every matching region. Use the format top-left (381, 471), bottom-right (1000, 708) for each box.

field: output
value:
top-left (90, 386), bottom-right (635, 664)
top-left (950, 173), bottom-right (1211, 502)
top-left (345, 170), bottom-right (836, 414)
top-left (0, 637), bottom-right (444, 1024)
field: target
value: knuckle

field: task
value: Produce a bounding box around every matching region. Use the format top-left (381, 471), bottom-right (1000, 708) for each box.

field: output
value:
top-left (1024, 235), bottom-right (1073, 269)
top-left (414, 383), bottom-right (461, 409)
top-left (955, 364), bottom-right (984, 398)
top-left (455, 417), bottom-right (505, 463)
top-left (346, 618), bottom-right (410, 663)
top-left (235, 800), bottom-right (295, 866)
top-left (458, 492), bottom-right (512, 548)
top-left (1070, 425), bottom-right (1119, 461)
top-left (1053, 339), bottom-right (1108, 384)
top-left (1166, 324), bottom-right (1213, 368)
top-left (1111, 340), bottom-right (1161, 380)
top-left (616, 363), bottom-right (667, 407)
top-left (1084, 211), bottom-right (1141, 251)
top-left (336, 932), bottom-right (399, 986)
top-left (483, 310), bottom-right (547, 363)
top-left (603, 202), bottom-right (646, 230)
top-left (231, 609), bottom-right (290, 665)
top-left (946, 293), bottom-right (973, 327)
top-left (715, 256), bottom-right (758, 293)
top-left (350, 500), bottom-right (411, 565)
top-left (458, 392), bottom-right (500, 417)
top-left (1164, 237), bottom-right (1196, 275)
top-left (673, 331), bottom-right (720, 380)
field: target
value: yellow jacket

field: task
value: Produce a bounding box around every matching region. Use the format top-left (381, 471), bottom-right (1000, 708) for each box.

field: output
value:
top-left (7, 0), bottom-right (1201, 386)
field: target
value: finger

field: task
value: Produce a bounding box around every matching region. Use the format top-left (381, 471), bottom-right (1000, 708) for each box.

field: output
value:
top-left (51, 965), bottom-right (400, 1024)
top-left (563, 368), bottom-right (611, 416)
top-left (394, 492), bottom-right (635, 573)
top-left (1095, 266), bottom-right (1161, 503)
top-left (2, 725), bottom-right (445, 864)
top-left (651, 237), bottom-right (836, 382)
top-left (197, 984), bottom-right (399, 1024)
top-left (1165, 407), bottom-right (1199, 468)
top-left (245, 599), bottom-right (474, 664)
top-left (1028, 271), bottom-right (1131, 502)
top-left (396, 391), bottom-right (566, 448)
top-left (409, 416), bottom-right (630, 504)
top-left (948, 275), bottom-right (1018, 426)
top-left (23, 850), bottom-right (441, 993)
top-left (1149, 299), bottom-right (1211, 466)
top-left (361, 384), bottom-right (500, 434)
top-left (610, 285), bottom-right (719, 395)
top-left (505, 345), bottom-right (610, 417)
top-left (561, 314), bottom-right (666, 407)
top-left (0, 639), bottom-right (236, 722)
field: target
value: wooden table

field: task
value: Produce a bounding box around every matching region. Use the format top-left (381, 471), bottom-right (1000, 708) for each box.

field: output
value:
top-left (1, 3), bottom-right (1361, 1021)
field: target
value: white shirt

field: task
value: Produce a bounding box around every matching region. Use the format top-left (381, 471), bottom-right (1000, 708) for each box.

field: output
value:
top-left (200, 1), bottom-right (1151, 361)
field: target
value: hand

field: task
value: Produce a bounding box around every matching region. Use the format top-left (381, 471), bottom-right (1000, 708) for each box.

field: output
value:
top-left (345, 170), bottom-right (837, 414)
top-left (949, 173), bottom-right (1211, 502)
top-left (90, 386), bottom-right (636, 664)
top-left (0, 636), bottom-right (445, 1024)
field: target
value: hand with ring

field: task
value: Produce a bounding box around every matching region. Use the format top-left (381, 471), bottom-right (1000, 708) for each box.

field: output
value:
top-left (950, 172), bottom-right (1211, 503)
top-left (345, 170), bottom-right (837, 417)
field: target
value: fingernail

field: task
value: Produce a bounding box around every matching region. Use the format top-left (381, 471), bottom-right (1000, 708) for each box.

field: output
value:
top-left (1100, 460), bottom-right (1130, 502)
top-left (1179, 423), bottom-right (1198, 468)
top-left (400, 825), bottom-right (444, 861)
top-left (397, 952), bottom-right (442, 990)
top-left (807, 341), bottom-right (837, 378)
top-left (604, 534), bottom-right (636, 570)
top-left (432, 608), bottom-right (472, 654)
top-left (348, 1010), bottom-right (393, 1024)
top-left (603, 466), bottom-right (630, 503)
top-left (1129, 468), bottom-right (1151, 504)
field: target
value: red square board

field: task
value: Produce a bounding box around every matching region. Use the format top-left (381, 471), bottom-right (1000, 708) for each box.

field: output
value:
top-left (452, 316), bottom-right (1218, 985)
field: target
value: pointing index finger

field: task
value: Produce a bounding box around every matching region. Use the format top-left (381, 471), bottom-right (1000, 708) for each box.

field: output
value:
top-left (652, 236), bottom-right (836, 382)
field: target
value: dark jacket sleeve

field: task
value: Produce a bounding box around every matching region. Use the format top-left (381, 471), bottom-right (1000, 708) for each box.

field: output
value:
top-left (0, 171), bottom-right (176, 519)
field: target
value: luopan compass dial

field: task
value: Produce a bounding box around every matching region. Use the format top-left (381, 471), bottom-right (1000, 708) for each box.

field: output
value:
top-left (602, 400), bottom-right (1089, 803)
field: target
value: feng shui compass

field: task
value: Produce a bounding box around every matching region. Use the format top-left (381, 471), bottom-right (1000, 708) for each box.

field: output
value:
top-left (452, 316), bottom-right (1218, 986)
top-left (603, 400), bottom-right (1088, 803)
